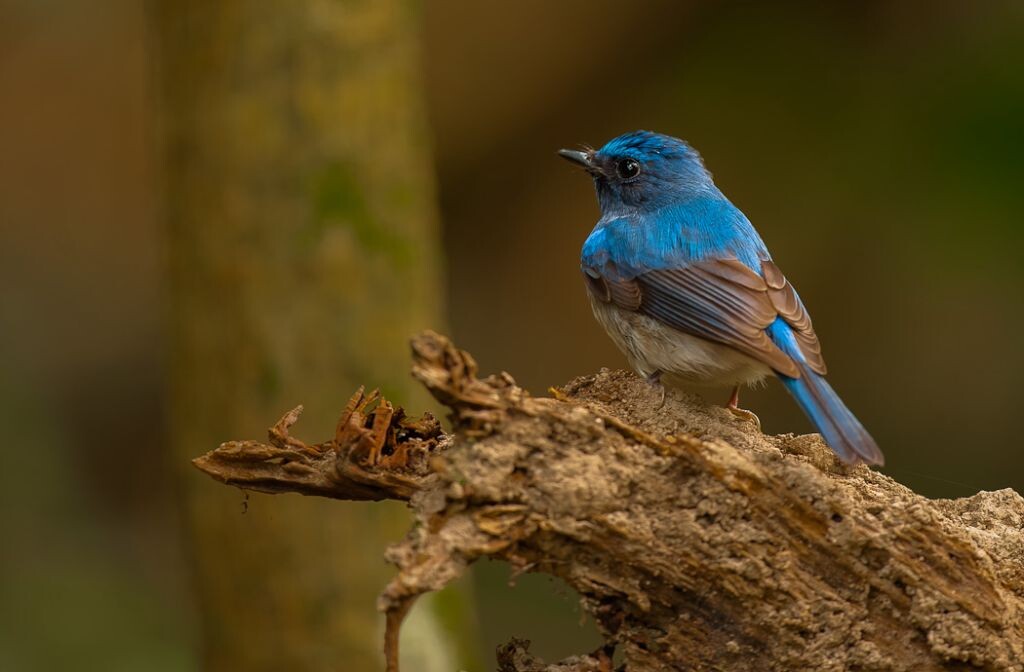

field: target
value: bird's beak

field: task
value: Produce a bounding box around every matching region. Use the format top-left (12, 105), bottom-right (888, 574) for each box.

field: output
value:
top-left (558, 148), bottom-right (599, 174)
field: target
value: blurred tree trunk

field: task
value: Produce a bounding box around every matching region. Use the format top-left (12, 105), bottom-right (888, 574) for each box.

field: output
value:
top-left (155, 2), bottom-right (470, 670)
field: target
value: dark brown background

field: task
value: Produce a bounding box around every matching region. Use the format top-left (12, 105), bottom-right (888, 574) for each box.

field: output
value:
top-left (2, 1), bottom-right (1022, 669)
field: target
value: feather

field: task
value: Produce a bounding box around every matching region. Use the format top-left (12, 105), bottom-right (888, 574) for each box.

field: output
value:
top-left (582, 257), bottom-right (823, 380)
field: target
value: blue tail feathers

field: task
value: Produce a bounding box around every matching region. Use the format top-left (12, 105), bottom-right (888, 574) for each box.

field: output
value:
top-left (768, 318), bottom-right (883, 466)
top-left (780, 368), bottom-right (884, 466)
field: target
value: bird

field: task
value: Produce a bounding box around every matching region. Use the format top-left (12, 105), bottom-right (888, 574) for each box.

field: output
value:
top-left (559, 130), bottom-right (883, 466)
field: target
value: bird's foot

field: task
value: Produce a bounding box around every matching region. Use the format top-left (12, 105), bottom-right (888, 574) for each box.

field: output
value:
top-left (725, 385), bottom-right (761, 431)
top-left (645, 370), bottom-right (666, 409)
top-left (725, 405), bottom-right (761, 431)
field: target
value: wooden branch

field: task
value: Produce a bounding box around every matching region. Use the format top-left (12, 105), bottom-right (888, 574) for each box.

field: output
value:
top-left (193, 387), bottom-right (447, 502)
top-left (194, 331), bottom-right (1024, 671)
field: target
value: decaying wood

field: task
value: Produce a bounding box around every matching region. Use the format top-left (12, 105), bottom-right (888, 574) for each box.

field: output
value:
top-left (193, 387), bottom-right (447, 502)
top-left (194, 331), bottom-right (1024, 671)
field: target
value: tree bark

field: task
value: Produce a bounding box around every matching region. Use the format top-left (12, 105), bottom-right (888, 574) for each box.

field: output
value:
top-left (155, 3), bottom-right (468, 669)
top-left (195, 332), bottom-right (1024, 672)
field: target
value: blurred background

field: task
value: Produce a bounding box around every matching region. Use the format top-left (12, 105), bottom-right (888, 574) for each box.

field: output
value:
top-left (2, 1), bottom-right (1022, 670)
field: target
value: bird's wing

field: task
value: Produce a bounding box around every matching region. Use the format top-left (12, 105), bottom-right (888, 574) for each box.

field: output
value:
top-left (583, 258), bottom-right (826, 379)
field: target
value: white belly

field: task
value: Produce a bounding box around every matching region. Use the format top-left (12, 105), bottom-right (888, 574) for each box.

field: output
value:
top-left (590, 297), bottom-right (771, 387)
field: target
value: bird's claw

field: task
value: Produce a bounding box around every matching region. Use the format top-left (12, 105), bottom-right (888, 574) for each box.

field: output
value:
top-left (726, 405), bottom-right (761, 431)
top-left (645, 370), bottom-right (666, 410)
top-left (654, 385), bottom-right (666, 409)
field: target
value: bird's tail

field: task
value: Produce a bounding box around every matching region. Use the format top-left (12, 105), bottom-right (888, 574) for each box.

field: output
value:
top-left (780, 366), bottom-right (884, 466)
top-left (767, 317), bottom-right (883, 466)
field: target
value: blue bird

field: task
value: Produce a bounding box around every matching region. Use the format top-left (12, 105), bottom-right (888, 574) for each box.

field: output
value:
top-left (559, 130), bottom-right (883, 466)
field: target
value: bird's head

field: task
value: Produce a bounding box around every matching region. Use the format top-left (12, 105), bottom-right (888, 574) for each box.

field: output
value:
top-left (559, 130), bottom-right (712, 215)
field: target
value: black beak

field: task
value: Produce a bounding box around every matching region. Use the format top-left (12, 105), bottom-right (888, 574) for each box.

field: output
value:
top-left (558, 148), bottom-right (598, 174)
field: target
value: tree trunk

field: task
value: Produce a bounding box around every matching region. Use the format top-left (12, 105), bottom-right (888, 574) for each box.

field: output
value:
top-left (195, 332), bottom-right (1024, 672)
top-left (155, 2), bottom-right (466, 669)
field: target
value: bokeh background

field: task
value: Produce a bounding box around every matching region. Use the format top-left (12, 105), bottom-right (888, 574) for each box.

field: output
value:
top-left (2, 1), bottom-right (1022, 670)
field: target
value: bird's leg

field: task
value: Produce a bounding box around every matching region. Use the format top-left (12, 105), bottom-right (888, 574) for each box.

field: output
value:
top-left (725, 385), bottom-right (761, 430)
top-left (645, 370), bottom-right (666, 409)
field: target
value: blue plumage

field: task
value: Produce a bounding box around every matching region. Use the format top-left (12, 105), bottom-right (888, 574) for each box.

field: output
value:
top-left (560, 130), bottom-right (883, 466)
top-left (581, 198), bottom-right (768, 275)
top-left (768, 318), bottom-right (877, 465)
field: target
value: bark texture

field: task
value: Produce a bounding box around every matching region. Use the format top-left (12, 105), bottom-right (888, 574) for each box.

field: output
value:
top-left (156, 2), bottom-right (465, 669)
top-left (195, 332), bottom-right (1024, 671)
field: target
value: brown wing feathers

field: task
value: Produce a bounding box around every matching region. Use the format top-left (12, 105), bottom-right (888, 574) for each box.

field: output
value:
top-left (582, 258), bottom-right (825, 379)
top-left (762, 260), bottom-right (826, 375)
top-left (584, 263), bottom-right (641, 310)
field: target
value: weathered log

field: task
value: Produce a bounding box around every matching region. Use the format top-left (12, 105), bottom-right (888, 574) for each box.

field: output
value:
top-left (193, 331), bottom-right (1024, 671)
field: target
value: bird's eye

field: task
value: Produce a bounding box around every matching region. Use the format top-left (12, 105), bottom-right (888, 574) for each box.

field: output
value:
top-left (616, 158), bottom-right (641, 180)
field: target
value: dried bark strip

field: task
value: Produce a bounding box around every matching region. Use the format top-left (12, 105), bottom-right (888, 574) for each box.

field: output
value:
top-left (193, 386), bottom-right (447, 502)
top-left (194, 331), bottom-right (1024, 671)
